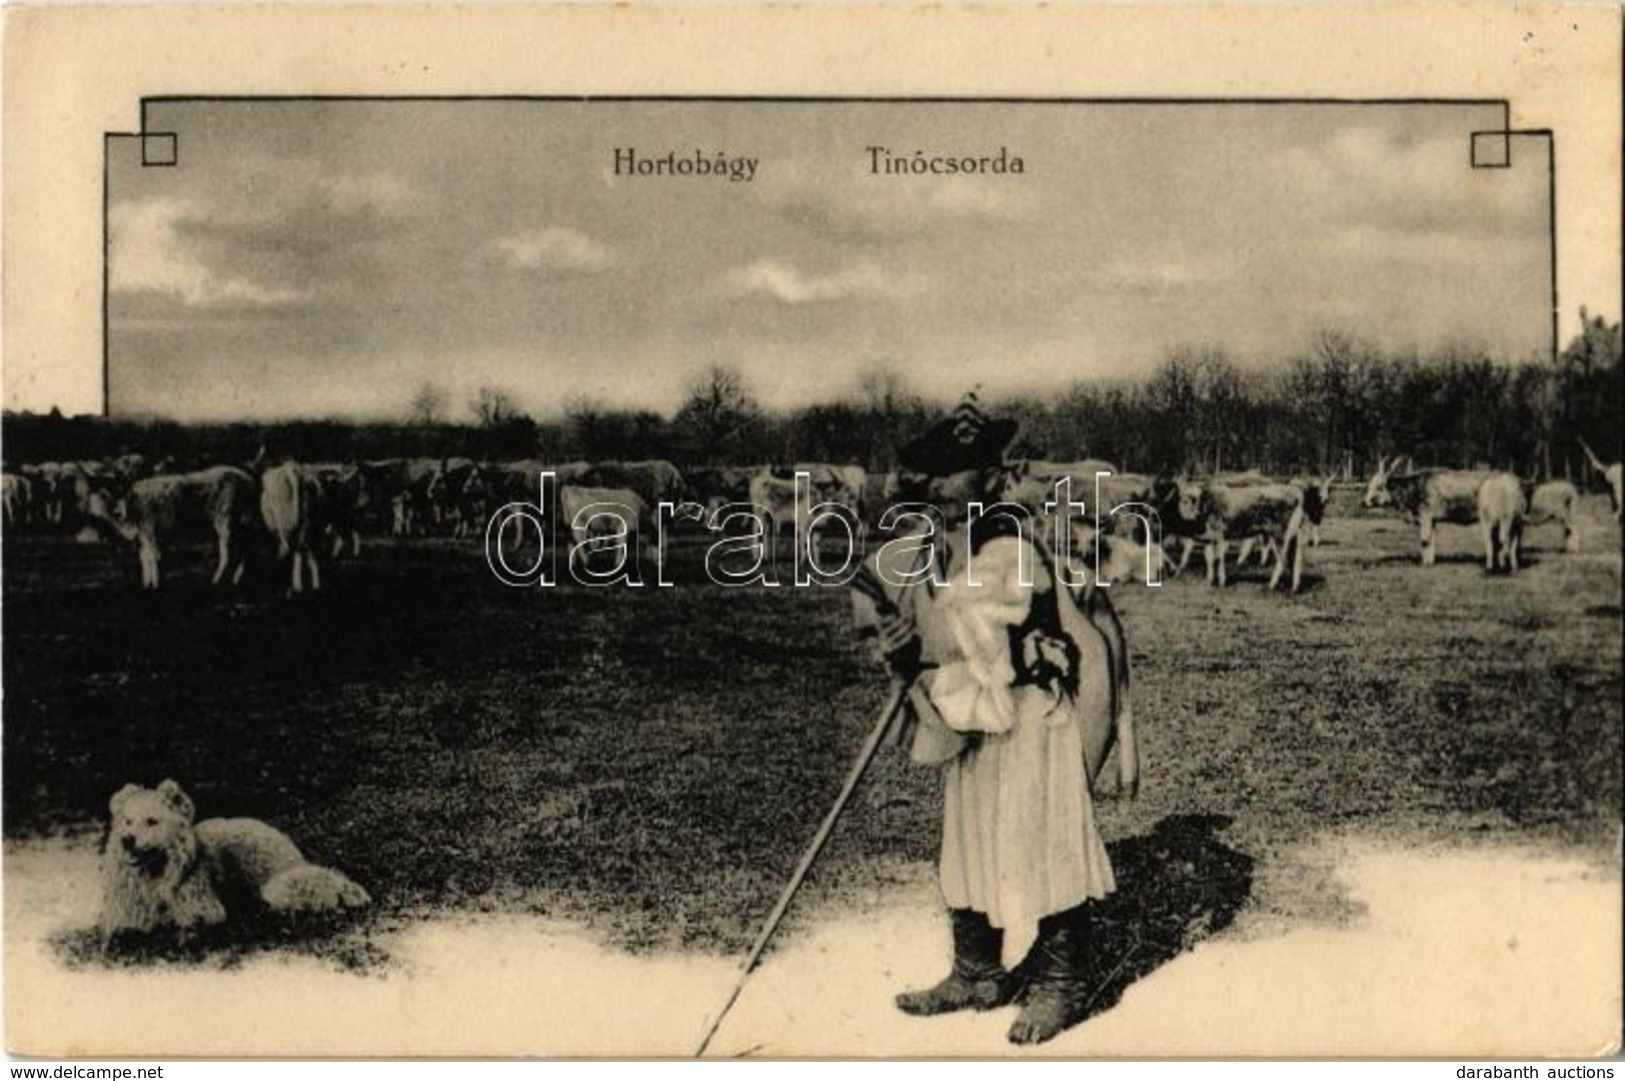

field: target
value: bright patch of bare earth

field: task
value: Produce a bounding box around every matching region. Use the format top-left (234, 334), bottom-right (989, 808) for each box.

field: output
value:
top-left (5, 832), bottom-right (1618, 1057)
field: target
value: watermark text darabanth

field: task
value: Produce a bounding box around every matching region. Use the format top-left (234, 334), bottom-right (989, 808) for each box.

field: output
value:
top-left (484, 471), bottom-right (1165, 590)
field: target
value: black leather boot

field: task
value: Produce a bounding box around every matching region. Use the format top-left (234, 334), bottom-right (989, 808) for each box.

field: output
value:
top-left (895, 908), bottom-right (1017, 1016)
top-left (1008, 907), bottom-right (1092, 1044)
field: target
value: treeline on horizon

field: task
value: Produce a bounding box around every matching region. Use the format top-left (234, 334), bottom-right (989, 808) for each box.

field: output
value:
top-left (5, 313), bottom-right (1621, 482)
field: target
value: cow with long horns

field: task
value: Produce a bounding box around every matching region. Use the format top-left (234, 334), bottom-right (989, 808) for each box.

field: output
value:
top-left (1362, 456), bottom-right (1526, 572)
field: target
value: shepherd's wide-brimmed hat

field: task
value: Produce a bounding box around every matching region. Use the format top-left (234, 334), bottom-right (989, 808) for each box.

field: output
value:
top-left (896, 391), bottom-right (1019, 477)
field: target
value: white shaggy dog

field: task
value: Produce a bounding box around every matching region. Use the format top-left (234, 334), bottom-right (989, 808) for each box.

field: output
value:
top-left (99, 779), bottom-right (370, 946)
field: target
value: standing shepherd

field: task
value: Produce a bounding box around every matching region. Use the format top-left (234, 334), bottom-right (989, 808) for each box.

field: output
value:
top-left (851, 394), bottom-right (1137, 1045)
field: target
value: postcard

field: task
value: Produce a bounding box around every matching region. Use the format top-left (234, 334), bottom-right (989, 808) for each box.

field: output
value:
top-left (2, 3), bottom-right (1620, 1059)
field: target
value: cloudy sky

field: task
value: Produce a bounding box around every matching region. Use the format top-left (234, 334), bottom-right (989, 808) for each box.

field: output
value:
top-left (108, 100), bottom-right (1549, 421)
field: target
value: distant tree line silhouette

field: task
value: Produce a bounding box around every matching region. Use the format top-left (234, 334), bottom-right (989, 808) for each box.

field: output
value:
top-left (5, 314), bottom-right (1620, 483)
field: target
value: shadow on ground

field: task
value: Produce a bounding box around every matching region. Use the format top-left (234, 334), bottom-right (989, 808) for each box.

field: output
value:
top-left (50, 908), bottom-right (386, 974)
top-left (1014, 814), bottom-right (1254, 1024)
top-left (1362, 552), bottom-right (1539, 571)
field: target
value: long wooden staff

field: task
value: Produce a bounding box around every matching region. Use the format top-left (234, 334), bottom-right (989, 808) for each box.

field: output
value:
top-left (692, 677), bottom-right (914, 1058)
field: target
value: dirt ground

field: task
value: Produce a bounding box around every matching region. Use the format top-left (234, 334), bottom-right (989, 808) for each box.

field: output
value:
top-left (3, 492), bottom-right (1622, 1056)
top-left (4, 830), bottom-right (1618, 1057)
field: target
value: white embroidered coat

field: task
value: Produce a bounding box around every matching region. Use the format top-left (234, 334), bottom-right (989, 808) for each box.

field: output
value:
top-left (853, 525), bottom-right (1135, 965)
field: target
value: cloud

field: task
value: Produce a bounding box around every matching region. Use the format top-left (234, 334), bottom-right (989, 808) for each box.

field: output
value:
top-left (762, 167), bottom-right (1034, 243)
top-left (721, 258), bottom-right (925, 304)
top-left (488, 227), bottom-right (617, 274)
top-left (1273, 124), bottom-right (1544, 234)
top-left (1091, 258), bottom-right (1227, 292)
top-left (323, 172), bottom-right (420, 218)
top-left (111, 162), bottom-right (428, 313)
top-left (923, 176), bottom-right (1033, 221)
top-left (110, 197), bottom-right (310, 308)
top-left (1325, 224), bottom-right (1545, 268)
top-left (178, 169), bottom-right (419, 264)
top-left (1276, 126), bottom-right (1430, 203)
top-left (187, 162), bottom-right (420, 235)
top-left (770, 191), bottom-right (905, 244)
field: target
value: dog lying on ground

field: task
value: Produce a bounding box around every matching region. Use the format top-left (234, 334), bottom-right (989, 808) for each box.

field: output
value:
top-left (99, 779), bottom-right (370, 948)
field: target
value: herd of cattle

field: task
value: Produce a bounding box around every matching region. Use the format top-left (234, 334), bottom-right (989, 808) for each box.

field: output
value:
top-left (1, 443), bottom-right (1621, 593)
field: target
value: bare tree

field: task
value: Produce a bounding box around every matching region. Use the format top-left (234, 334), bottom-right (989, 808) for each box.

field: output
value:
top-left (1145, 348), bottom-right (1199, 471)
top-left (1192, 347), bottom-right (1243, 474)
top-left (857, 365), bottom-right (909, 416)
top-left (855, 364), bottom-right (925, 469)
top-left (564, 395), bottom-right (605, 438)
top-left (564, 395), bottom-right (626, 460)
top-left (469, 386), bottom-right (521, 428)
top-left (1556, 306), bottom-right (1624, 476)
top-left (407, 383), bottom-right (449, 426)
top-left (676, 365), bottom-right (761, 464)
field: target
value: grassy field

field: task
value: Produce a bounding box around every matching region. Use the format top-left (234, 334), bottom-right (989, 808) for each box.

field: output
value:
top-left (3, 494), bottom-right (1620, 972)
